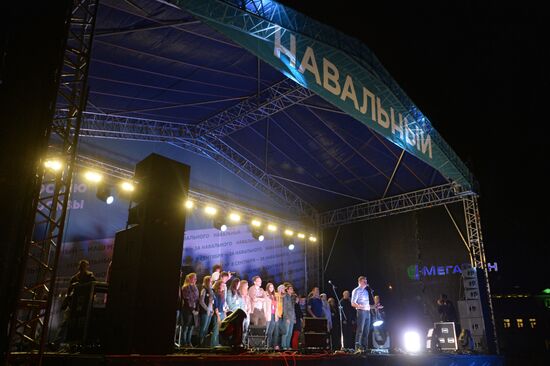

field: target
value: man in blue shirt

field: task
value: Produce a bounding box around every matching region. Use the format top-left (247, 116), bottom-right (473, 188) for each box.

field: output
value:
top-left (351, 276), bottom-right (371, 351)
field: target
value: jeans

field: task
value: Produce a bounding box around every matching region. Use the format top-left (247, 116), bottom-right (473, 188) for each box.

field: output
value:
top-left (199, 312), bottom-right (212, 346)
top-left (266, 313), bottom-right (278, 348)
top-left (281, 319), bottom-right (293, 349)
top-left (355, 309), bottom-right (371, 350)
top-left (210, 312), bottom-right (225, 347)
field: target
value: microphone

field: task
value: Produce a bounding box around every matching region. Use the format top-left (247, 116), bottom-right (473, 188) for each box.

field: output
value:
top-left (328, 280), bottom-right (336, 288)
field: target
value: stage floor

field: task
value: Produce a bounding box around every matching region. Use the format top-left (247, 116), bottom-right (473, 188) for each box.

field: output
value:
top-left (9, 350), bottom-right (504, 366)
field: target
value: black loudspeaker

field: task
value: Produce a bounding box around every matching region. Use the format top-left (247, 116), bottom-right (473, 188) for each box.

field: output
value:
top-left (247, 326), bottom-right (266, 348)
top-left (303, 317), bottom-right (327, 333)
top-left (106, 154), bottom-right (190, 354)
top-left (433, 322), bottom-right (457, 351)
top-left (303, 332), bottom-right (330, 349)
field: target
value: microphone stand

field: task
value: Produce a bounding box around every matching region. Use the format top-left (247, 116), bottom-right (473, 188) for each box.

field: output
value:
top-left (329, 281), bottom-right (346, 351)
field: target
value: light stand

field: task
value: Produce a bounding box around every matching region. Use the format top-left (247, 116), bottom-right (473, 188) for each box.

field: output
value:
top-left (328, 281), bottom-right (346, 351)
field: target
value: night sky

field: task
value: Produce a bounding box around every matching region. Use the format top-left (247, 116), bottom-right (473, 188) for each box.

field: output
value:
top-left (278, 1), bottom-right (548, 292)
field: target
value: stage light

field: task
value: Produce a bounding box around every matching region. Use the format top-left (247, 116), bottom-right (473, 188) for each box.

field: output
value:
top-left (297, 233), bottom-right (305, 239)
top-left (184, 200), bottom-right (194, 209)
top-left (84, 171), bottom-right (102, 183)
top-left (214, 221), bottom-right (227, 232)
top-left (267, 224), bottom-right (277, 232)
top-left (373, 320), bottom-right (384, 327)
top-left (288, 243), bottom-right (295, 251)
top-left (251, 219), bottom-right (261, 227)
top-left (44, 159), bottom-right (63, 171)
top-left (229, 213), bottom-right (241, 222)
top-left (403, 330), bottom-right (422, 353)
top-left (252, 230), bottom-right (264, 242)
top-left (96, 185), bottom-right (114, 204)
top-left (308, 235), bottom-right (317, 242)
top-left (204, 206), bottom-right (217, 216)
top-left (284, 229), bottom-right (294, 236)
top-left (120, 181), bottom-right (135, 192)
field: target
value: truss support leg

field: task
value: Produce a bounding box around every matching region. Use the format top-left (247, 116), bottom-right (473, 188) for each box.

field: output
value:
top-left (463, 195), bottom-right (499, 353)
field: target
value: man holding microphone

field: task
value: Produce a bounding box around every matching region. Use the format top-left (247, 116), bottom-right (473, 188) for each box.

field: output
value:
top-left (351, 276), bottom-right (371, 352)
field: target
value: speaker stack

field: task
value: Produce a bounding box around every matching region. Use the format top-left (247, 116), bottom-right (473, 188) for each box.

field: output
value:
top-left (105, 154), bottom-right (191, 354)
top-left (302, 317), bottom-right (330, 350)
top-left (457, 267), bottom-right (486, 352)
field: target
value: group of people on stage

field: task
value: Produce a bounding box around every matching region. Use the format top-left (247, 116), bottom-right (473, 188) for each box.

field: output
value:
top-left (178, 266), bottom-right (384, 352)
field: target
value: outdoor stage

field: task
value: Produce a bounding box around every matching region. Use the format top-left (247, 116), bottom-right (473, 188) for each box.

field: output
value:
top-left (11, 351), bottom-right (503, 366)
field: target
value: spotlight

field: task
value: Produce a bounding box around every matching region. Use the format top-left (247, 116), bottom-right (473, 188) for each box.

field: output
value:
top-left (120, 181), bottom-right (135, 192)
top-left (44, 159), bottom-right (63, 171)
top-left (184, 200), bottom-right (194, 209)
top-left (84, 171), bottom-right (102, 183)
top-left (267, 224), bottom-right (277, 232)
top-left (214, 221), bottom-right (227, 232)
top-left (308, 235), bottom-right (317, 242)
top-left (403, 330), bottom-right (422, 353)
top-left (288, 244), bottom-right (295, 251)
top-left (229, 213), bottom-right (241, 222)
top-left (251, 219), bottom-right (262, 227)
top-left (284, 229), bottom-right (294, 236)
top-left (252, 230), bottom-right (264, 242)
top-left (204, 206), bottom-right (217, 216)
top-left (96, 185), bottom-right (114, 204)
top-left (373, 320), bottom-right (384, 327)
top-left (297, 233), bottom-right (305, 239)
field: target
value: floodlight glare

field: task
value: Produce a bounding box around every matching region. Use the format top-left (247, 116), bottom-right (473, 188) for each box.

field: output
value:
top-left (84, 171), bottom-right (102, 183)
top-left (251, 219), bottom-right (261, 227)
top-left (373, 320), bottom-right (384, 327)
top-left (288, 244), bottom-right (295, 251)
top-left (96, 185), bottom-right (114, 205)
top-left (184, 200), bottom-right (194, 209)
top-left (308, 236), bottom-right (317, 242)
top-left (252, 230), bottom-right (264, 242)
top-left (284, 229), bottom-right (294, 236)
top-left (229, 213), bottom-right (241, 222)
top-left (204, 206), bottom-right (217, 216)
top-left (120, 181), bottom-right (135, 192)
top-left (267, 224), bottom-right (277, 232)
top-left (214, 221), bottom-right (227, 232)
top-left (297, 233), bottom-right (305, 239)
top-left (403, 330), bottom-right (422, 353)
top-left (258, 234), bottom-right (265, 242)
top-left (44, 159), bottom-right (63, 171)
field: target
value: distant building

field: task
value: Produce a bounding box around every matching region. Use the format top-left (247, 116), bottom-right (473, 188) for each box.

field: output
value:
top-left (492, 289), bottom-right (549, 355)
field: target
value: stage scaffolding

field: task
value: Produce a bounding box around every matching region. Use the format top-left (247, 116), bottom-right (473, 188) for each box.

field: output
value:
top-left (7, 0), bottom-right (99, 361)
top-left (8, 0), bottom-right (495, 359)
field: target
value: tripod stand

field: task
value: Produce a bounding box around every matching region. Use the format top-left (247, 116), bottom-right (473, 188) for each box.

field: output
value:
top-left (328, 281), bottom-right (346, 351)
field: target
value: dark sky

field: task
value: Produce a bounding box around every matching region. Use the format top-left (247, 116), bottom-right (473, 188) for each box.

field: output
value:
top-left (279, 0), bottom-right (548, 292)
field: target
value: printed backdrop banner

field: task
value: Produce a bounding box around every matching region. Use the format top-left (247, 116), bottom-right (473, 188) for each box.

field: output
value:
top-left (57, 225), bottom-right (305, 293)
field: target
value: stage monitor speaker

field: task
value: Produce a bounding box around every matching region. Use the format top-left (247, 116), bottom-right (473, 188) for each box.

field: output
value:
top-left (247, 326), bottom-right (266, 348)
top-left (106, 154), bottom-right (190, 355)
top-left (303, 317), bottom-right (327, 333)
top-left (433, 322), bottom-right (457, 351)
top-left (303, 332), bottom-right (330, 350)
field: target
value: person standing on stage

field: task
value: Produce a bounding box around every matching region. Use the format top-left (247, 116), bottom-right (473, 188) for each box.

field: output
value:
top-left (351, 276), bottom-right (371, 352)
top-left (341, 290), bottom-right (356, 349)
top-left (306, 287), bottom-right (324, 318)
top-left (320, 293), bottom-right (332, 332)
top-left (265, 282), bottom-right (278, 348)
top-left (281, 283), bottom-right (296, 350)
top-left (198, 275), bottom-right (214, 346)
top-left (249, 276), bottom-right (267, 326)
top-left (211, 280), bottom-right (226, 347)
top-left (226, 277), bottom-right (243, 313)
top-left (180, 272), bottom-right (199, 347)
top-left (238, 280), bottom-right (251, 344)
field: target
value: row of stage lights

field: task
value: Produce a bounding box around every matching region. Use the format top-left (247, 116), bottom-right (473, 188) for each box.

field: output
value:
top-left (45, 159), bottom-right (135, 204)
top-left (183, 199), bottom-right (317, 247)
top-left (44, 159), bottom-right (317, 247)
